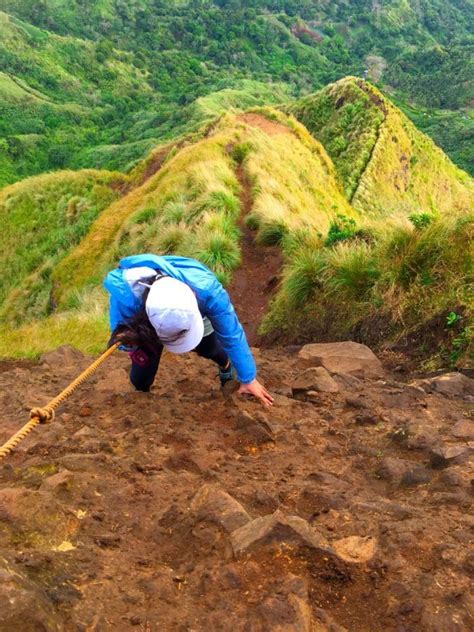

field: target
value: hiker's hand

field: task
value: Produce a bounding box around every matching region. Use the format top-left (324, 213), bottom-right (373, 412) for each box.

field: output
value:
top-left (238, 379), bottom-right (274, 407)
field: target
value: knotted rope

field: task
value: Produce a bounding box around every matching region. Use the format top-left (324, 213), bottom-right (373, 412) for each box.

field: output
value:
top-left (0, 343), bottom-right (119, 460)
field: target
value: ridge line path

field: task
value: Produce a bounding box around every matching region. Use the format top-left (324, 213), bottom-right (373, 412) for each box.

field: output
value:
top-left (228, 113), bottom-right (287, 345)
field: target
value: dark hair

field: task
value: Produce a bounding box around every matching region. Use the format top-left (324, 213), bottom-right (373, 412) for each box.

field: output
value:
top-left (112, 308), bottom-right (161, 352)
top-left (109, 283), bottom-right (160, 352)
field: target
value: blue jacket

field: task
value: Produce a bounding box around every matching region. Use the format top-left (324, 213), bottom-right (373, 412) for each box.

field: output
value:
top-left (104, 254), bottom-right (257, 384)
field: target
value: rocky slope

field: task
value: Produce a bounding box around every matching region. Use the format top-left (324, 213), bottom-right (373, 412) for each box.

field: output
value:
top-left (1, 343), bottom-right (473, 631)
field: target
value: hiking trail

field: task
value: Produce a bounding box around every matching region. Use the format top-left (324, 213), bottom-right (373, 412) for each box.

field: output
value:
top-left (0, 342), bottom-right (473, 631)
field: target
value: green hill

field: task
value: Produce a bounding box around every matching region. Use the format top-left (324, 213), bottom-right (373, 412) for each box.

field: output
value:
top-left (0, 77), bottom-right (472, 367)
top-left (288, 78), bottom-right (473, 215)
top-left (0, 1), bottom-right (472, 187)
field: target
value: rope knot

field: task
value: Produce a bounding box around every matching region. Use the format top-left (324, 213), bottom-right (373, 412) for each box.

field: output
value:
top-left (30, 407), bottom-right (55, 424)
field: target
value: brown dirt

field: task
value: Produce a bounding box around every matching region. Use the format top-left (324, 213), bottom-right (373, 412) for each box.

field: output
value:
top-left (0, 347), bottom-right (473, 631)
top-left (238, 112), bottom-right (293, 136)
top-left (227, 164), bottom-right (283, 346)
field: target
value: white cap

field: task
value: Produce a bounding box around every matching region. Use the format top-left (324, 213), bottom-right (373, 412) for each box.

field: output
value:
top-left (145, 276), bottom-right (204, 354)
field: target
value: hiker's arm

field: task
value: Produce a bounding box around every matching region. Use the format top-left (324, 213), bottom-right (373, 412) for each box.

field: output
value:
top-left (205, 284), bottom-right (257, 385)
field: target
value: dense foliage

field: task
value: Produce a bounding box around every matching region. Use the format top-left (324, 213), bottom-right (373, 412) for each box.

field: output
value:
top-left (0, 0), bottom-right (472, 186)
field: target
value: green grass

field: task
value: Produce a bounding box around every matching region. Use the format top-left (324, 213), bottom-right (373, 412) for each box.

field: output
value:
top-left (288, 78), bottom-right (474, 217)
top-left (0, 169), bottom-right (126, 323)
top-left (263, 211), bottom-right (473, 367)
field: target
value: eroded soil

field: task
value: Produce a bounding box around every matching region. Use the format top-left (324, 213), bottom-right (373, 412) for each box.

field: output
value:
top-left (0, 346), bottom-right (473, 631)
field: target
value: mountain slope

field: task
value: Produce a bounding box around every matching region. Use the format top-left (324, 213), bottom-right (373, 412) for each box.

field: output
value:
top-left (0, 169), bottom-right (127, 323)
top-left (0, 79), bottom-right (472, 366)
top-left (289, 77), bottom-right (474, 216)
top-left (0, 1), bottom-right (472, 185)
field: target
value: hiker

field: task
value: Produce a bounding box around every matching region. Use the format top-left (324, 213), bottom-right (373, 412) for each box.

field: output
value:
top-left (104, 254), bottom-right (273, 407)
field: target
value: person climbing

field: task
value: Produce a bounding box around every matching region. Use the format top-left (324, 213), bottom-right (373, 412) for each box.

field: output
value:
top-left (104, 254), bottom-right (274, 407)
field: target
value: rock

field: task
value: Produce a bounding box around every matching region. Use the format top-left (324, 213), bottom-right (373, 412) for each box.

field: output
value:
top-left (400, 466), bottom-right (432, 486)
top-left (354, 499), bottom-right (413, 519)
top-left (298, 341), bottom-right (384, 378)
top-left (429, 444), bottom-right (472, 468)
top-left (95, 368), bottom-right (130, 392)
top-left (40, 469), bottom-right (75, 498)
top-left (332, 535), bottom-right (377, 563)
top-left (190, 485), bottom-right (250, 533)
top-left (0, 555), bottom-right (61, 631)
top-left (257, 593), bottom-right (312, 632)
top-left (451, 420), bottom-right (474, 440)
top-left (418, 372), bottom-right (474, 399)
top-left (376, 457), bottom-right (411, 483)
top-left (355, 412), bottom-right (378, 425)
top-left (253, 490), bottom-right (280, 512)
top-left (231, 510), bottom-right (334, 556)
top-left (234, 411), bottom-right (274, 445)
top-left (332, 373), bottom-right (362, 390)
top-left (58, 453), bottom-right (107, 471)
top-left (292, 367), bottom-right (339, 395)
top-left (0, 488), bottom-right (77, 547)
top-left (345, 396), bottom-right (373, 409)
top-left (313, 608), bottom-right (348, 632)
top-left (40, 345), bottom-right (86, 369)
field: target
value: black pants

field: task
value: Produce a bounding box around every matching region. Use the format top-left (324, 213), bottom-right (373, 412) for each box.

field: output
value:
top-left (130, 331), bottom-right (229, 392)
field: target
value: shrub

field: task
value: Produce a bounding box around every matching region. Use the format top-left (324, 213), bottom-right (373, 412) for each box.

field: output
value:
top-left (324, 242), bottom-right (380, 299)
top-left (161, 200), bottom-right (186, 224)
top-left (195, 230), bottom-right (241, 285)
top-left (134, 207), bottom-right (157, 224)
top-left (257, 220), bottom-right (289, 246)
top-left (282, 226), bottom-right (322, 256)
top-left (155, 223), bottom-right (190, 255)
top-left (283, 247), bottom-right (328, 307)
top-left (231, 142), bottom-right (253, 164)
top-left (409, 212), bottom-right (435, 229)
top-left (325, 214), bottom-right (359, 246)
top-left (204, 213), bottom-right (241, 241)
top-left (245, 212), bottom-right (260, 230)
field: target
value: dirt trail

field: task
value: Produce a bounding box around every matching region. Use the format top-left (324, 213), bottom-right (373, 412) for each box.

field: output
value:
top-left (228, 163), bottom-right (282, 345)
top-left (0, 344), bottom-right (473, 631)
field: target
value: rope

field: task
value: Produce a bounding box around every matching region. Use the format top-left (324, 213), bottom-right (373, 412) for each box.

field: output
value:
top-left (0, 343), bottom-right (119, 460)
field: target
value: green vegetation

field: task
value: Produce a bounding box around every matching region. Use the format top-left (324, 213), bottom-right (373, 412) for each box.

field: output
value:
top-left (290, 78), bottom-right (473, 219)
top-left (0, 169), bottom-right (126, 323)
top-left (0, 1), bottom-right (473, 188)
top-left (263, 212), bottom-right (473, 367)
top-left (0, 76), bottom-right (472, 368)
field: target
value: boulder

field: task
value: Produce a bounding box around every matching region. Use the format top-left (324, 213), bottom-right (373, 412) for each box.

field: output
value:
top-left (376, 457), bottom-right (411, 483)
top-left (0, 556), bottom-right (61, 632)
top-left (231, 510), bottom-right (334, 556)
top-left (40, 469), bottom-right (75, 498)
top-left (292, 367), bottom-right (339, 395)
top-left (298, 342), bottom-right (383, 378)
top-left (429, 444), bottom-right (473, 468)
top-left (417, 372), bottom-right (474, 399)
top-left (190, 485), bottom-right (251, 533)
top-left (451, 420), bottom-right (474, 440)
top-left (0, 488), bottom-right (78, 549)
top-left (234, 411), bottom-right (274, 445)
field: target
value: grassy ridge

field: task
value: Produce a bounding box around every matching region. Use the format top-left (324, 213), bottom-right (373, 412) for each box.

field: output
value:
top-left (289, 78), bottom-right (474, 217)
top-left (0, 79), bottom-right (472, 366)
top-left (53, 108), bottom-right (351, 302)
top-left (0, 169), bottom-right (126, 323)
top-left (0, 1), bottom-right (473, 186)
